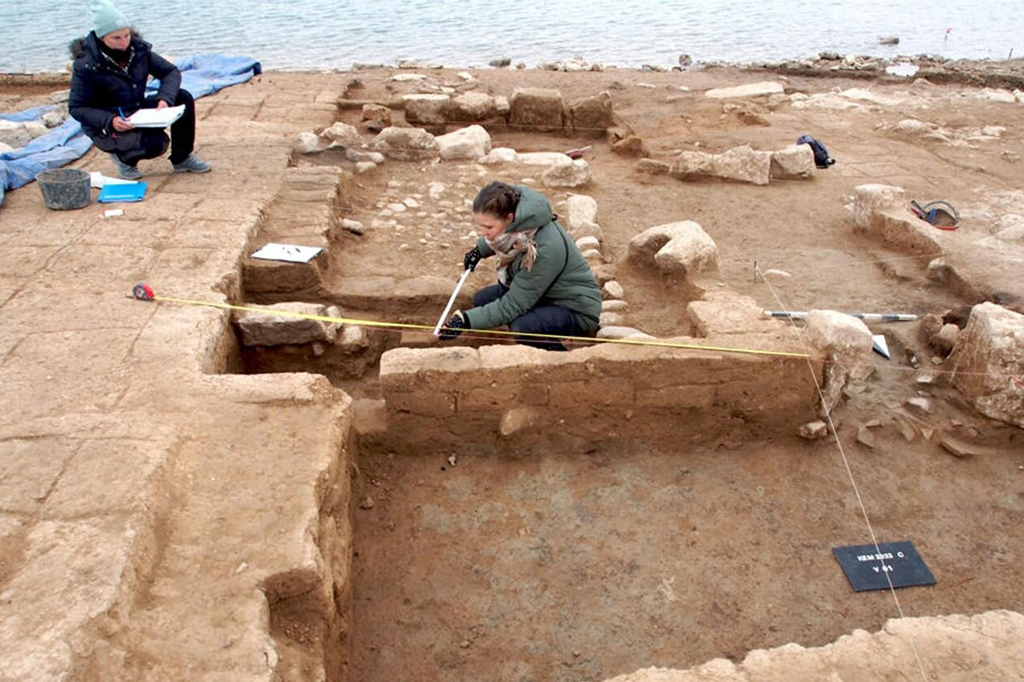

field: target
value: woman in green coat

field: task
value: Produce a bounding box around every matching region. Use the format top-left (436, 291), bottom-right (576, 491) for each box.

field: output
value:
top-left (440, 182), bottom-right (602, 351)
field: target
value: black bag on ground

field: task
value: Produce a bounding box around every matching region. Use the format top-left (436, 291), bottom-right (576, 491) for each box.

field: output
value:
top-left (797, 134), bottom-right (835, 168)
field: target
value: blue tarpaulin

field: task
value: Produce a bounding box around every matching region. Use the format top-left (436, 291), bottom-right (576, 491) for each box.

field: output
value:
top-left (0, 105), bottom-right (56, 122)
top-left (0, 53), bottom-right (261, 208)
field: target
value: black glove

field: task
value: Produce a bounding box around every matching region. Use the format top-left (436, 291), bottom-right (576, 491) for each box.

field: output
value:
top-left (439, 310), bottom-right (469, 341)
top-left (463, 246), bottom-right (483, 272)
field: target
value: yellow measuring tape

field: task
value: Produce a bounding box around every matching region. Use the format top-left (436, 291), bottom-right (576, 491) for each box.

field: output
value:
top-left (145, 292), bottom-right (812, 360)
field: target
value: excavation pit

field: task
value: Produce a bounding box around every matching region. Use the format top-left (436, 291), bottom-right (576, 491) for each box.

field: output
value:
top-left (217, 87), bottom-right (1024, 681)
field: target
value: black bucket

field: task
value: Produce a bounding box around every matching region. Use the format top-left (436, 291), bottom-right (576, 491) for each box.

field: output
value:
top-left (37, 168), bottom-right (91, 210)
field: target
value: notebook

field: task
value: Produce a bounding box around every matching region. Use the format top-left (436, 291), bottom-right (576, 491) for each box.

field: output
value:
top-left (126, 105), bottom-right (185, 128)
top-left (250, 243), bottom-right (322, 263)
top-left (97, 181), bottom-right (147, 203)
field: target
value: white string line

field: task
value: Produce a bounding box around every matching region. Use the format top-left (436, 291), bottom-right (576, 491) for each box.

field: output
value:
top-left (723, 250), bottom-right (945, 272)
top-left (756, 263), bottom-right (931, 682)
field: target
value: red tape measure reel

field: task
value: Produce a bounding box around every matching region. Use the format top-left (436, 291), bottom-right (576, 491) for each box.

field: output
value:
top-left (131, 283), bottom-right (155, 301)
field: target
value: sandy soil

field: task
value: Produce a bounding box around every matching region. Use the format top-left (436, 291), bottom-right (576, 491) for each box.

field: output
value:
top-left (292, 67), bottom-right (1024, 681)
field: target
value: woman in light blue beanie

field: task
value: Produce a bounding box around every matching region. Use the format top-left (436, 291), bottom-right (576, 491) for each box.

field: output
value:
top-left (67, 0), bottom-right (212, 179)
top-left (90, 0), bottom-right (130, 40)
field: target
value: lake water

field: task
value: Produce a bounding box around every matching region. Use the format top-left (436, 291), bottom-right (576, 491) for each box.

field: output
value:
top-left (2, 0), bottom-right (1023, 73)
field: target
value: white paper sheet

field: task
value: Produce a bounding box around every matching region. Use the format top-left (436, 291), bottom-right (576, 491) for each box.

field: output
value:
top-left (250, 243), bottom-right (323, 264)
top-left (89, 171), bottom-right (136, 189)
top-left (126, 104), bottom-right (186, 128)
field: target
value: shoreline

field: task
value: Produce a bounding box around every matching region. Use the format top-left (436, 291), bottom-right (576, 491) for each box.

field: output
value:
top-left (4, 54), bottom-right (1024, 91)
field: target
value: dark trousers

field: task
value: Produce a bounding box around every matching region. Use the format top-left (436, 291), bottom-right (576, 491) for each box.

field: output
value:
top-left (472, 283), bottom-right (579, 351)
top-left (120, 88), bottom-right (195, 166)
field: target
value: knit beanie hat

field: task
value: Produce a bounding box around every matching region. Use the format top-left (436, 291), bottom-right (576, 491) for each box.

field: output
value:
top-left (90, 0), bottom-right (130, 38)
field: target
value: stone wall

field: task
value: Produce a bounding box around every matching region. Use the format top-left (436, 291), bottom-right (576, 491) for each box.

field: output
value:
top-left (379, 341), bottom-right (820, 450)
top-left (603, 610), bottom-right (1024, 682)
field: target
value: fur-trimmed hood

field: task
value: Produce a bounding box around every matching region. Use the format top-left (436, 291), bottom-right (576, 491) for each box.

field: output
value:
top-left (69, 29), bottom-right (145, 60)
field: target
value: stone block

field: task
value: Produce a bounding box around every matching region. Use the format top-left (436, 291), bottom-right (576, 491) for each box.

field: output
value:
top-left (435, 125), bottom-right (492, 160)
top-left (361, 103), bottom-right (392, 127)
top-left (600, 311), bottom-right (626, 327)
top-left (687, 291), bottom-right (779, 336)
top-left (710, 145), bottom-right (771, 185)
top-left (565, 194), bottom-right (598, 232)
top-left (603, 280), bottom-right (625, 300)
top-left (568, 91), bottom-right (613, 136)
top-left (629, 220), bottom-right (704, 264)
top-left (371, 126), bottom-right (440, 161)
top-left (654, 223), bottom-right (720, 276)
top-left (380, 347), bottom-right (482, 388)
top-left (542, 158), bottom-right (592, 188)
top-left (672, 145), bottom-right (771, 185)
top-left (576, 236), bottom-right (600, 251)
top-left (236, 302), bottom-right (340, 346)
top-left (449, 92), bottom-right (498, 121)
top-left (705, 81), bottom-right (785, 99)
top-left (509, 87), bottom-right (565, 132)
top-left (852, 183), bottom-right (905, 226)
top-left (243, 257), bottom-right (323, 295)
top-left (670, 151), bottom-right (715, 179)
top-left (612, 136), bottom-right (649, 157)
top-left (515, 151), bottom-right (572, 166)
top-left (950, 302), bottom-right (1024, 427)
top-left (596, 326), bottom-right (655, 340)
top-left (852, 184), bottom-right (942, 255)
top-left (320, 121), bottom-right (361, 147)
top-left (770, 144), bottom-right (816, 178)
top-left (481, 146), bottom-right (517, 164)
top-left (401, 94), bottom-right (451, 125)
top-left (568, 218), bottom-right (603, 242)
top-left (806, 309), bottom-right (873, 414)
top-left (293, 131), bottom-right (327, 154)
top-left (637, 159), bottom-right (670, 175)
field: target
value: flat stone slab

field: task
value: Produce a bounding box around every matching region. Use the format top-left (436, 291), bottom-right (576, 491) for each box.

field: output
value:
top-left (705, 81), bottom-right (785, 99)
top-left (236, 302), bottom-right (340, 347)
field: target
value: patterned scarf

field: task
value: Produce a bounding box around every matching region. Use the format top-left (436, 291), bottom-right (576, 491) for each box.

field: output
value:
top-left (487, 228), bottom-right (540, 285)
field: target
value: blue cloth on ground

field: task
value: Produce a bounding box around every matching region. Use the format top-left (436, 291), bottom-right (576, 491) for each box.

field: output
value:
top-left (0, 104), bottom-right (56, 122)
top-left (0, 53), bottom-right (261, 208)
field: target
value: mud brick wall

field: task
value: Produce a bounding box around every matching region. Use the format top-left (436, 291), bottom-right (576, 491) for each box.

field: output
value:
top-left (379, 343), bottom-right (821, 450)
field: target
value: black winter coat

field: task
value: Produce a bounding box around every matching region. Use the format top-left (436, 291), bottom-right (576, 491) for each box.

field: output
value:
top-left (68, 32), bottom-right (181, 140)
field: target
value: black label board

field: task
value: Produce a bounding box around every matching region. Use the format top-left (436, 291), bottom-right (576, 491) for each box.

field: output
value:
top-left (832, 541), bottom-right (936, 592)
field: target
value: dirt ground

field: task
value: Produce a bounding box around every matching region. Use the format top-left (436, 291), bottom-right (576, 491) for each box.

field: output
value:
top-left (305, 68), bottom-right (1024, 681)
top-left (2, 63), bottom-right (1023, 682)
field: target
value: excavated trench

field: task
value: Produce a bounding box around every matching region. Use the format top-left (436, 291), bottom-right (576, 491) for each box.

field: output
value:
top-left (216, 125), bottom-right (1024, 682)
top-left (213, 142), bottom-right (839, 682)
